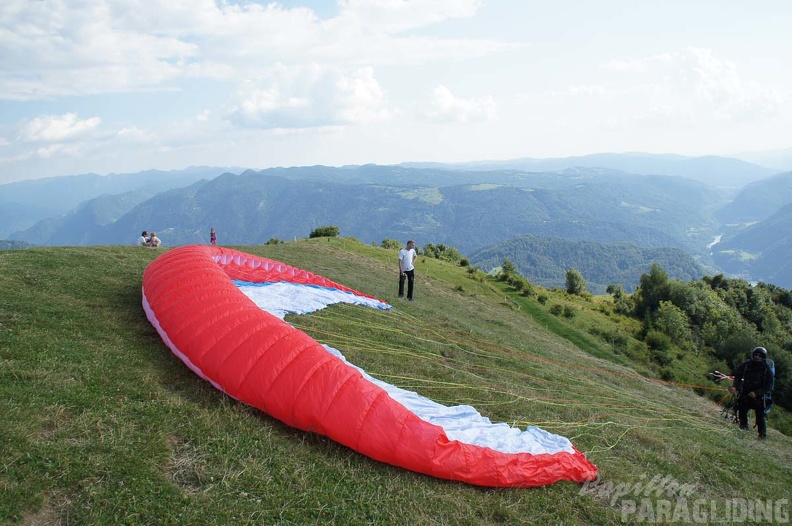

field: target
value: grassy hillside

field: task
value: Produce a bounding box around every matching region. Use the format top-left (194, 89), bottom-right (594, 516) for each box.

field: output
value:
top-left (1, 239), bottom-right (791, 525)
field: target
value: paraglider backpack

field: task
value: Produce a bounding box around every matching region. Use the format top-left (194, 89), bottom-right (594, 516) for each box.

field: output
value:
top-left (765, 358), bottom-right (776, 412)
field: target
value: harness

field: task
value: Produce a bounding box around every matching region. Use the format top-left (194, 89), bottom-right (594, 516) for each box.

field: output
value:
top-left (736, 360), bottom-right (770, 396)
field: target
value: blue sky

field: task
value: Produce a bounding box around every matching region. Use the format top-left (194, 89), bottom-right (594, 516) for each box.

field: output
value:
top-left (1, 0), bottom-right (791, 183)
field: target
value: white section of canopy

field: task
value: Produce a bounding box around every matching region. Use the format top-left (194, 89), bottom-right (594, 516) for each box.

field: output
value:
top-left (236, 281), bottom-right (575, 456)
top-left (323, 345), bottom-right (575, 456)
top-left (236, 281), bottom-right (390, 319)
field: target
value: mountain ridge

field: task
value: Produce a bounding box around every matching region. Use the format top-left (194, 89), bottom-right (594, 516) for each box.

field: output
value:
top-left (4, 153), bottom-right (792, 288)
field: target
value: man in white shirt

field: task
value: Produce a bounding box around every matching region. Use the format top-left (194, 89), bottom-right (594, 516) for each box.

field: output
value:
top-left (398, 240), bottom-right (417, 301)
top-left (138, 231), bottom-right (149, 246)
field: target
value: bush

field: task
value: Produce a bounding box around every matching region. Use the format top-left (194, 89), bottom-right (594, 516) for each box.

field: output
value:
top-left (566, 268), bottom-right (588, 295)
top-left (645, 330), bottom-right (672, 352)
top-left (549, 304), bottom-right (564, 316)
top-left (507, 274), bottom-right (531, 292)
top-left (423, 243), bottom-right (462, 263)
top-left (607, 284), bottom-right (624, 298)
top-left (613, 293), bottom-right (635, 315)
top-left (309, 226), bottom-right (340, 238)
top-left (381, 238), bottom-right (402, 250)
top-left (466, 267), bottom-right (486, 283)
top-left (266, 238), bottom-right (282, 245)
top-left (626, 340), bottom-right (651, 365)
top-left (645, 330), bottom-right (673, 366)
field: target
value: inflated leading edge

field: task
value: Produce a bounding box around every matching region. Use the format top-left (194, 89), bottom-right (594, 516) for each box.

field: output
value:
top-left (142, 245), bottom-right (597, 487)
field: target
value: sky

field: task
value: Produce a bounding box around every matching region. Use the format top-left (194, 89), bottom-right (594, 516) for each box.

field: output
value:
top-left (1, 0), bottom-right (791, 184)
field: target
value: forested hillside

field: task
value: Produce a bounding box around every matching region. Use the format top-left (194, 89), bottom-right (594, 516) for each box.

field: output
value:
top-left (712, 203), bottom-right (792, 289)
top-left (714, 170), bottom-right (792, 223)
top-left (7, 161), bottom-right (792, 291)
top-left (470, 234), bottom-right (706, 293)
top-left (10, 167), bottom-right (722, 259)
top-left (491, 259), bottom-right (791, 435)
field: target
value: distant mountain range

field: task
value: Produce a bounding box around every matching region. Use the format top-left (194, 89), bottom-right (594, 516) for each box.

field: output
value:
top-left (712, 200), bottom-right (792, 287)
top-left (401, 152), bottom-right (779, 195)
top-left (8, 165), bottom-right (724, 256)
top-left (0, 240), bottom-right (33, 250)
top-left (3, 152), bottom-right (792, 290)
top-left (0, 166), bottom-right (242, 238)
top-left (714, 170), bottom-right (792, 224)
top-left (731, 146), bottom-right (792, 172)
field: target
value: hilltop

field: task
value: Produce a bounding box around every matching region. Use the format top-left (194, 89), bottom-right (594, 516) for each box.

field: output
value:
top-left (1, 240), bottom-right (791, 525)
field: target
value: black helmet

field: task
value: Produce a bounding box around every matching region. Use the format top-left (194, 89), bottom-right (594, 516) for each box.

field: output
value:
top-left (752, 346), bottom-right (768, 358)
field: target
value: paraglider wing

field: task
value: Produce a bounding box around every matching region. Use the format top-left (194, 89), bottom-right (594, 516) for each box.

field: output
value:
top-left (142, 245), bottom-right (597, 487)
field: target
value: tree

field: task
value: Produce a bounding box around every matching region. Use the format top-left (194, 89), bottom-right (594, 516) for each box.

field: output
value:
top-left (498, 258), bottom-right (517, 282)
top-left (423, 243), bottom-right (462, 263)
top-left (605, 283), bottom-right (634, 314)
top-left (566, 268), bottom-right (587, 295)
top-left (309, 226), bottom-right (340, 238)
top-left (502, 258), bottom-right (516, 275)
top-left (654, 300), bottom-right (693, 347)
top-left (607, 284), bottom-right (625, 299)
top-left (634, 263), bottom-right (671, 317)
top-left (381, 238), bottom-right (402, 250)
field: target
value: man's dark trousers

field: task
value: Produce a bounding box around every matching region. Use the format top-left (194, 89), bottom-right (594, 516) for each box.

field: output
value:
top-left (738, 395), bottom-right (767, 437)
top-left (399, 269), bottom-right (415, 300)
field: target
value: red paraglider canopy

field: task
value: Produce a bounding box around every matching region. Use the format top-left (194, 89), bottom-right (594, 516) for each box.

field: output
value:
top-left (142, 245), bottom-right (597, 487)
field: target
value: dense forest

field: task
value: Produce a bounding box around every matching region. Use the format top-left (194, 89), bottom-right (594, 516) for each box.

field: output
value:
top-left (629, 264), bottom-right (790, 409)
top-left (475, 252), bottom-right (791, 428)
top-left (469, 234), bottom-right (706, 294)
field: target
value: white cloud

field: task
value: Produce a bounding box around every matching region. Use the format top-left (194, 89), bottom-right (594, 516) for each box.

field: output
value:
top-left (3, 2), bottom-right (788, 183)
top-left (0, 1), bottom-right (199, 99)
top-left (0, 0), bottom-right (514, 100)
top-left (0, 151), bottom-right (34, 164)
top-left (35, 143), bottom-right (69, 159)
top-left (18, 113), bottom-right (101, 143)
top-left (116, 126), bottom-right (155, 143)
top-left (225, 64), bottom-right (390, 129)
top-left (425, 85), bottom-right (496, 123)
top-left (530, 47), bottom-right (789, 145)
top-left (337, 0), bottom-right (484, 33)
top-left (602, 48), bottom-right (787, 124)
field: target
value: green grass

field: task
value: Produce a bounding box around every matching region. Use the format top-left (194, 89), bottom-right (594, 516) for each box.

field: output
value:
top-left (1, 239), bottom-right (791, 525)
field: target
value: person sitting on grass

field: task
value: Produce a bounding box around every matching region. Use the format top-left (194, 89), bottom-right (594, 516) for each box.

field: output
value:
top-left (147, 232), bottom-right (161, 247)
